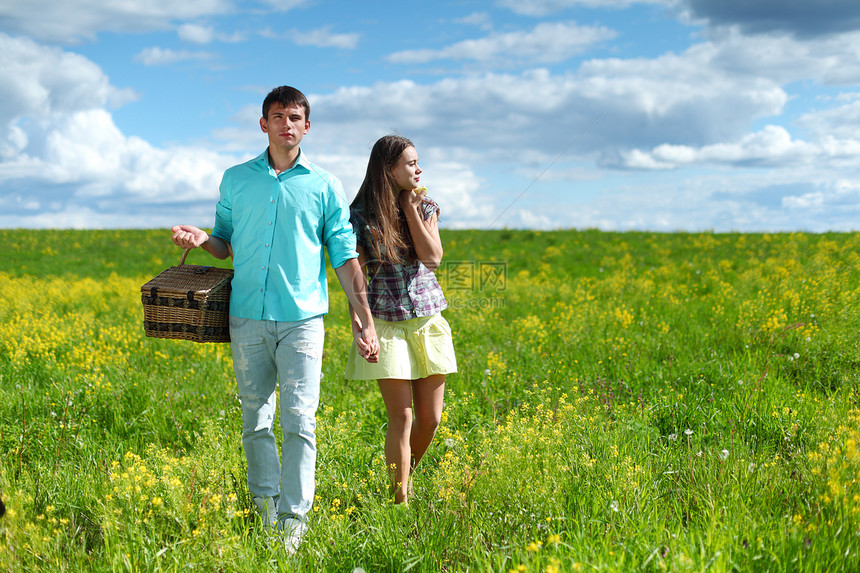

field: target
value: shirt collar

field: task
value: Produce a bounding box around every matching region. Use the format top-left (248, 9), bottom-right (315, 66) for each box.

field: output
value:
top-left (259, 147), bottom-right (311, 175)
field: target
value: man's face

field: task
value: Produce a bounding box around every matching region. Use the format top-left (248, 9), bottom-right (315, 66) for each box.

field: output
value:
top-left (260, 102), bottom-right (310, 152)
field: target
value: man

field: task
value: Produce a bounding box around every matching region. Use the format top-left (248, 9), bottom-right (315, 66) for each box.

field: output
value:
top-left (172, 85), bottom-right (378, 552)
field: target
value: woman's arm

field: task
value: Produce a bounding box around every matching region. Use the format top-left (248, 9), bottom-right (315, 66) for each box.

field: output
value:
top-left (399, 191), bottom-right (443, 270)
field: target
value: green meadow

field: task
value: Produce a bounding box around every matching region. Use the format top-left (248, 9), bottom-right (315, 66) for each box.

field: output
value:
top-left (0, 228), bottom-right (858, 572)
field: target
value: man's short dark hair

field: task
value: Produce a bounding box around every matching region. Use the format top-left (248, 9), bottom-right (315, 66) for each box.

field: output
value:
top-left (262, 86), bottom-right (310, 121)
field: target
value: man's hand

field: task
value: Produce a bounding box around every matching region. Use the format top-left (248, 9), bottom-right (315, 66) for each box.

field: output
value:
top-left (352, 317), bottom-right (379, 363)
top-left (171, 225), bottom-right (209, 249)
top-left (170, 225), bottom-right (231, 259)
top-left (336, 258), bottom-right (380, 363)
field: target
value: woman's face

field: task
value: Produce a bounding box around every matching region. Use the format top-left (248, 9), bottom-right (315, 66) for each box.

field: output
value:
top-left (390, 146), bottom-right (422, 192)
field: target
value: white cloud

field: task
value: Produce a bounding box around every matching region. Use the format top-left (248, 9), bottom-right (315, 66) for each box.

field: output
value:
top-left (0, 105), bottom-right (233, 225)
top-left (497, 0), bottom-right (669, 17)
top-left (486, 170), bottom-right (859, 232)
top-left (0, 33), bottom-right (235, 228)
top-left (0, 0), bottom-right (232, 43)
top-left (387, 21), bottom-right (617, 65)
top-left (41, 110), bottom-right (216, 196)
top-left (798, 99), bottom-right (860, 140)
top-left (622, 121), bottom-right (860, 173)
top-left (290, 27), bottom-right (359, 49)
top-left (257, 0), bottom-right (312, 11)
top-left (302, 24), bottom-right (860, 232)
top-left (3, 2), bottom-right (860, 233)
top-left (134, 47), bottom-right (214, 66)
top-left (685, 29), bottom-right (860, 86)
top-left (577, 47), bottom-right (789, 122)
top-left (178, 23), bottom-right (216, 44)
top-left (177, 23), bottom-right (244, 44)
top-left (0, 34), bottom-right (136, 142)
top-left (455, 12), bottom-right (493, 30)
top-left (622, 125), bottom-right (816, 169)
top-left (417, 157), bottom-right (494, 227)
top-left (311, 50), bottom-right (786, 162)
top-left (781, 180), bottom-right (860, 215)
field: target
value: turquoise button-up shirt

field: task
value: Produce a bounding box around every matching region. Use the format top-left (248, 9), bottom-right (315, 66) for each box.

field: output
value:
top-left (211, 148), bottom-right (358, 322)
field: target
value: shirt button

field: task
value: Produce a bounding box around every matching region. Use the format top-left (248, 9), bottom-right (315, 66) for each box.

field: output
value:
top-left (262, 266), bottom-right (266, 270)
top-left (265, 243), bottom-right (270, 247)
top-left (268, 221), bottom-right (272, 225)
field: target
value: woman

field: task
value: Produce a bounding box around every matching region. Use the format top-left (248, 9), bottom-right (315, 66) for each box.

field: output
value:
top-left (345, 135), bottom-right (457, 505)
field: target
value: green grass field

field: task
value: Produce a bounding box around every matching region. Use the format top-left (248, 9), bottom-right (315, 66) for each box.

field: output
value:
top-left (1, 228), bottom-right (858, 572)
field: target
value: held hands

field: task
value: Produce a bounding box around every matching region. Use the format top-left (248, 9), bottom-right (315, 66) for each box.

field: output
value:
top-left (352, 318), bottom-right (379, 363)
top-left (171, 225), bottom-right (209, 249)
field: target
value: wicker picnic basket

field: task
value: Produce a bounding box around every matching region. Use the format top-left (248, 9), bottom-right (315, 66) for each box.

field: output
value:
top-left (141, 249), bottom-right (234, 343)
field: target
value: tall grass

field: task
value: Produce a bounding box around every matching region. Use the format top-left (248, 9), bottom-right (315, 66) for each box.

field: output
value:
top-left (0, 229), bottom-right (858, 572)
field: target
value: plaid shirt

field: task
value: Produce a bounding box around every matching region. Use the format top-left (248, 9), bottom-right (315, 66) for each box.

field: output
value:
top-left (351, 197), bottom-right (447, 322)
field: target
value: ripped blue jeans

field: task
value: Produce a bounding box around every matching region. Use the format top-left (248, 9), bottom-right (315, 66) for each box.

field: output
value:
top-left (230, 315), bottom-right (324, 520)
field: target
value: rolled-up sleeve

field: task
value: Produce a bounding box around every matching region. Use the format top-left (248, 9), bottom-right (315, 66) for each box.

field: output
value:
top-left (421, 197), bottom-right (440, 222)
top-left (211, 173), bottom-right (234, 243)
top-left (322, 178), bottom-right (358, 269)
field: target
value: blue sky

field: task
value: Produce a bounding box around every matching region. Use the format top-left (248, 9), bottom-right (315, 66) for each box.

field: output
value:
top-left (2, 0), bottom-right (860, 231)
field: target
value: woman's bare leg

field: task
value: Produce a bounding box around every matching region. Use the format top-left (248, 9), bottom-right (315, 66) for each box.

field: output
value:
top-left (409, 375), bottom-right (446, 468)
top-left (377, 378), bottom-right (413, 504)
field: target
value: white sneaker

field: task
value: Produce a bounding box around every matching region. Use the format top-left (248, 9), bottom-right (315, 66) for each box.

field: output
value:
top-left (278, 517), bottom-right (308, 554)
top-left (252, 496), bottom-right (278, 529)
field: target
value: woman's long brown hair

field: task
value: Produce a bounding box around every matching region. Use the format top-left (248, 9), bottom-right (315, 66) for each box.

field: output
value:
top-left (351, 135), bottom-right (423, 264)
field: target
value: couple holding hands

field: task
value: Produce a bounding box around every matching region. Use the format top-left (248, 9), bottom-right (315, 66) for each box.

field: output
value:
top-left (171, 86), bottom-right (456, 552)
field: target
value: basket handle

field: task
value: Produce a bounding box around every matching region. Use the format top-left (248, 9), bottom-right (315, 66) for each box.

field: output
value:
top-left (179, 248), bottom-right (191, 266)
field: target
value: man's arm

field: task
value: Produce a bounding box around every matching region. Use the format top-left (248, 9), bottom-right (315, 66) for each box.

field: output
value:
top-left (334, 255), bottom-right (379, 362)
top-left (171, 225), bottom-right (231, 260)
